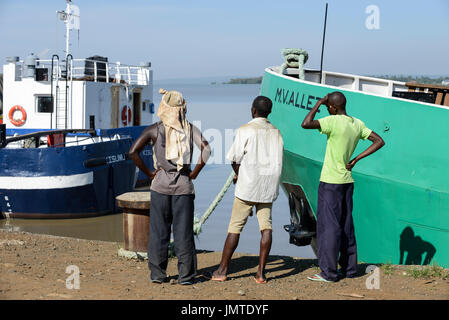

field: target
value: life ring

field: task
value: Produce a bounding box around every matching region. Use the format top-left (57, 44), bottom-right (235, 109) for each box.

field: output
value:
top-left (121, 105), bottom-right (132, 126)
top-left (9, 105), bottom-right (27, 127)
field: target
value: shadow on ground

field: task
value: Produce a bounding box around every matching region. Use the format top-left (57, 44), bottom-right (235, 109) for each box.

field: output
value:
top-left (197, 254), bottom-right (319, 281)
top-left (196, 250), bottom-right (379, 282)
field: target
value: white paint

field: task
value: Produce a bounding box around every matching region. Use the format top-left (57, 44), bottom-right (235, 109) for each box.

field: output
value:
top-left (2, 58), bottom-right (154, 130)
top-left (0, 172), bottom-right (93, 190)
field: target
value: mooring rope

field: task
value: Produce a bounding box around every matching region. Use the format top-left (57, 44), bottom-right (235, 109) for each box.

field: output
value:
top-left (120, 170), bottom-right (236, 259)
top-left (166, 170), bottom-right (235, 257)
top-left (280, 48), bottom-right (309, 80)
top-left (193, 170), bottom-right (235, 236)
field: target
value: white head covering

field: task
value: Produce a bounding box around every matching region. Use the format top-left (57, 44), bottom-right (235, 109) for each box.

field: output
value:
top-left (157, 88), bottom-right (191, 171)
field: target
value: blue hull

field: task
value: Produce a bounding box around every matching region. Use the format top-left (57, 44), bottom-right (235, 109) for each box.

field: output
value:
top-left (96, 126), bottom-right (154, 187)
top-left (0, 126), bottom-right (153, 219)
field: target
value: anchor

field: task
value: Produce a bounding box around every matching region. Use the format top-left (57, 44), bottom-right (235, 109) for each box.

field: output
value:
top-left (284, 192), bottom-right (316, 247)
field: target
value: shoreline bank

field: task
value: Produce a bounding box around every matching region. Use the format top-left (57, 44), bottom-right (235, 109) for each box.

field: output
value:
top-left (0, 229), bottom-right (448, 300)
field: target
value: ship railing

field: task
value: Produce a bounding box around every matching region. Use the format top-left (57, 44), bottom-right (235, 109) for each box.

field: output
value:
top-left (1, 129), bottom-right (129, 149)
top-left (32, 59), bottom-right (150, 86)
top-left (1, 128), bottom-right (96, 149)
top-left (276, 67), bottom-right (408, 97)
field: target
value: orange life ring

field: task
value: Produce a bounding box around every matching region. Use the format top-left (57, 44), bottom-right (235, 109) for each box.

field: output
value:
top-left (9, 105), bottom-right (27, 127)
top-left (121, 105), bottom-right (132, 126)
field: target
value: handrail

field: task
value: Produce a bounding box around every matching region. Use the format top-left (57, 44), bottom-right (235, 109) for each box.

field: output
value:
top-left (65, 54), bottom-right (73, 129)
top-left (2, 129), bottom-right (96, 147)
top-left (30, 58), bottom-right (150, 85)
top-left (50, 54), bottom-right (59, 130)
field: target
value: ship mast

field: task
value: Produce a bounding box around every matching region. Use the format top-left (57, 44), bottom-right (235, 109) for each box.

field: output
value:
top-left (65, 0), bottom-right (71, 59)
top-left (57, 0), bottom-right (80, 59)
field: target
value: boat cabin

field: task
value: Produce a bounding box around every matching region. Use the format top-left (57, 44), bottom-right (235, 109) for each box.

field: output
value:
top-left (2, 54), bottom-right (155, 131)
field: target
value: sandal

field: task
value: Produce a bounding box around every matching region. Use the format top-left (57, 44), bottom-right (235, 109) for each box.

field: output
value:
top-left (307, 273), bottom-right (333, 282)
top-left (203, 271), bottom-right (227, 282)
top-left (253, 276), bottom-right (267, 284)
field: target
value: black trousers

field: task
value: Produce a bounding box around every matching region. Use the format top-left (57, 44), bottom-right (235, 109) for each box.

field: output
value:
top-left (148, 190), bottom-right (197, 283)
top-left (317, 182), bottom-right (357, 281)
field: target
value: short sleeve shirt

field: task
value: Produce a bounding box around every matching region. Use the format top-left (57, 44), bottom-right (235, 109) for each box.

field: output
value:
top-left (226, 118), bottom-right (284, 203)
top-left (318, 115), bottom-right (372, 184)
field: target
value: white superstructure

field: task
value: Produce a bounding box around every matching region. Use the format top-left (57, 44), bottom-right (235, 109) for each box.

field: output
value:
top-left (3, 0), bottom-right (154, 131)
top-left (3, 56), bottom-right (154, 130)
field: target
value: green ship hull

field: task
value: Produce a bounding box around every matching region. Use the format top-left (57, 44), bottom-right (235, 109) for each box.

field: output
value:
top-left (261, 68), bottom-right (449, 267)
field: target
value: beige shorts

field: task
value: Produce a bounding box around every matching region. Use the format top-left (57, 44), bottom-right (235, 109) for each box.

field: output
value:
top-left (228, 197), bottom-right (273, 234)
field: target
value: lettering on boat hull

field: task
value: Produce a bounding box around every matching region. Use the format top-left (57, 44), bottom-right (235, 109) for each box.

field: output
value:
top-left (273, 87), bottom-right (322, 112)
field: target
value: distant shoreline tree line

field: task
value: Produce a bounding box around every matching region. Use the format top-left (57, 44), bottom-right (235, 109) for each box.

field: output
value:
top-left (222, 77), bottom-right (263, 84)
top-left (217, 75), bottom-right (448, 85)
top-left (370, 75), bottom-right (449, 85)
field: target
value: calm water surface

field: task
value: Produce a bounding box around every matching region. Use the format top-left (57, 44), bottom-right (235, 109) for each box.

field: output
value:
top-left (0, 82), bottom-right (315, 259)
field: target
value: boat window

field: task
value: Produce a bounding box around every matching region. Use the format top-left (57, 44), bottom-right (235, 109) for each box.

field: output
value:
top-left (36, 95), bottom-right (53, 113)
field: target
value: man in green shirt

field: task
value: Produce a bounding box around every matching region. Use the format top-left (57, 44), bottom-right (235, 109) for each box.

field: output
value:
top-left (301, 91), bottom-right (385, 282)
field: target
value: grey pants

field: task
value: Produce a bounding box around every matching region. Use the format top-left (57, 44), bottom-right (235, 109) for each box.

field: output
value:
top-left (148, 190), bottom-right (197, 283)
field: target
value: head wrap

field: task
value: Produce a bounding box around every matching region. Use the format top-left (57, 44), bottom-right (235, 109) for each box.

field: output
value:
top-left (157, 88), bottom-right (191, 171)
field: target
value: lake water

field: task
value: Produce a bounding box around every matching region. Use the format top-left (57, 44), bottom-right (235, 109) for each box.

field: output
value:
top-left (0, 81), bottom-right (315, 259)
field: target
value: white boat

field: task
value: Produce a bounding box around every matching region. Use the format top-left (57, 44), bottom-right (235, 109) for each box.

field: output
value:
top-left (0, 1), bottom-right (155, 218)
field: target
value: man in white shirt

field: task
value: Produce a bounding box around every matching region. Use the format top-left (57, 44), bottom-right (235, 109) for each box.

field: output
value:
top-left (211, 96), bottom-right (283, 284)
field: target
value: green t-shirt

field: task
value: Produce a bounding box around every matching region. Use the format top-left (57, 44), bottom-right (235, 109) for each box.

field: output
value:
top-left (318, 115), bottom-right (372, 184)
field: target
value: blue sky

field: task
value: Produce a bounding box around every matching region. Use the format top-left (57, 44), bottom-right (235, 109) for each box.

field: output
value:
top-left (0, 0), bottom-right (448, 80)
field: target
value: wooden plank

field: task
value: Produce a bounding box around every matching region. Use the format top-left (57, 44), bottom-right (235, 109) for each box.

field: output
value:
top-left (116, 191), bottom-right (151, 210)
top-left (444, 93), bottom-right (449, 106)
top-left (123, 212), bottom-right (150, 252)
top-left (435, 92), bottom-right (444, 105)
top-left (405, 82), bottom-right (449, 91)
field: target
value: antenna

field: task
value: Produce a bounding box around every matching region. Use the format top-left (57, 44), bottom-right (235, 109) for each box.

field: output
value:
top-left (319, 3), bottom-right (328, 84)
top-left (56, 0), bottom-right (80, 59)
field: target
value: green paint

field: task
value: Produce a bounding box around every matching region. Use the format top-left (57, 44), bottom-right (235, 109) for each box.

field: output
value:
top-left (261, 70), bottom-right (449, 267)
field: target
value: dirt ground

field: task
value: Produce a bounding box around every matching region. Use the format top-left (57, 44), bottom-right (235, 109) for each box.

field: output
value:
top-left (1, 229), bottom-right (448, 301)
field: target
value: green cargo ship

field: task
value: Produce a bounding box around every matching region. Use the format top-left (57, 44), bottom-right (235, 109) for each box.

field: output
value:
top-left (261, 64), bottom-right (449, 268)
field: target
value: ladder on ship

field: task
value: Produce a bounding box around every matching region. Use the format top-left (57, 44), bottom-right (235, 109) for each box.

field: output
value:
top-left (51, 55), bottom-right (73, 129)
top-left (55, 80), bottom-right (69, 129)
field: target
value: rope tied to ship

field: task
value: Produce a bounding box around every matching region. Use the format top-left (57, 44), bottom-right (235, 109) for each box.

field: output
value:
top-left (280, 48), bottom-right (309, 80)
top-left (167, 170), bottom-right (235, 257)
top-left (193, 170), bottom-right (235, 236)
